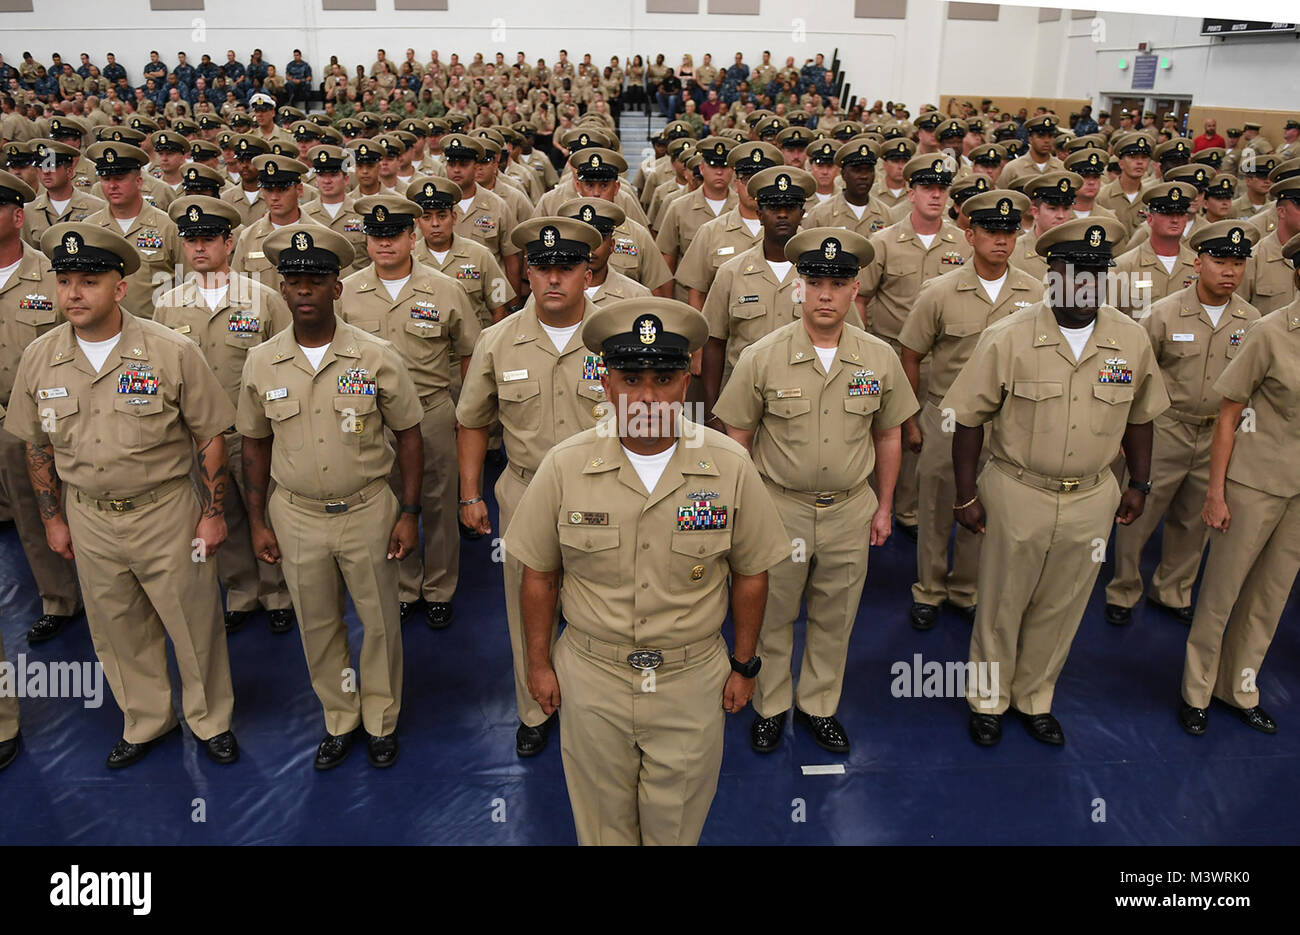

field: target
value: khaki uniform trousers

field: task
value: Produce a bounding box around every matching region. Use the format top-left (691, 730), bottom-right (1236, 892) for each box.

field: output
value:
top-left (877, 338), bottom-right (925, 525)
top-left (210, 432), bottom-right (291, 614)
top-left (754, 481), bottom-right (873, 719)
top-left (0, 628), bottom-right (18, 742)
top-left (553, 626), bottom-right (731, 846)
top-left (1107, 413), bottom-right (1213, 609)
top-left (65, 478), bottom-right (234, 744)
top-left (0, 430), bottom-right (80, 616)
top-left (394, 394), bottom-right (458, 603)
top-left (968, 461), bottom-right (1120, 715)
top-left (1181, 480), bottom-right (1300, 709)
top-left (912, 400), bottom-right (984, 609)
top-left (497, 463), bottom-right (558, 727)
top-left (268, 480), bottom-right (403, 736)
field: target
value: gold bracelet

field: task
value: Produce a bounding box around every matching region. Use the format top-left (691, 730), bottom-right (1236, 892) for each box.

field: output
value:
top-left (953, 495), bottom-right (978, 511)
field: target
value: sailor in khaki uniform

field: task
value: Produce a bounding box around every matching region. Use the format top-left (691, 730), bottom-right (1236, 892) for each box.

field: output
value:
top-left (561, 197), bottom-right (651, 305)
top-left (1105, 221), bottom-right (1261, 625)
top-left (153, 195), bottom-right (296, 636)
top-left (81, 142), bottom-right (183, 320)
top-left (870, 137), bottom-right (918, 213)
top-left (1064, 147), bottom-right (1119, 222)
top-left (6, 223), bottom-right (239, 768)
top-left (506, 297), bottom-right (788, 845)
top-left (1096, 133), bottom-right (1156, 236)
top-left (301, 145), bottom-right (369, 277)
top-left (441, 134), bottom-right (521, 301)
top-left (220, 134), bottom-right (274, 226)
top-left (675, 141), bottom-right (779, 311)
top-left (1239, 177), bottom-right (1300, 314)
top-left (340, 194), bottom-right (478, 629)
top-left (232, 155), bottom-right (327, 296)
top-left (857, 154), bottom-right (973, 531)
top-left (701, 167), bottom-right (815, 416)
top-left (1111, 182), bottom-right (1200, 318)
top-left (0, 171), bottom-right (82, 643)
top-left (1178, 231), bottom-right (1300, 737)
top-left (804, 137), bottom-right (893, 236)
top-left (456, 217), bottom-right (605, 758)
top-left (20, 139), bottom-right (105, 248)
top-left (656, 137), bottom-right (737, 301)
top-left (536, 139), bottom-right (650, 231)
top-left (715, 229), bottom-right (917, 754)
top-left (1008, 172), bottom-right (1085, 283)
top-left (946, 218), bottom-right (1169, 746)
top-left (898, 191), bottom-right (1044, 630)
top-left (237, 225), bottom-right (424, 770)
top-left (998, 114), bottom-right (1066, 191)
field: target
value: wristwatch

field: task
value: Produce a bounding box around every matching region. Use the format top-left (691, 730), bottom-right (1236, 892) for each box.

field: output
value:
top-left (729, 654), bottom-right (762, 678)
top-left (1128, 478), bottom-right (1152, 495)
top-left (401, 503), bottom-right (422, 515)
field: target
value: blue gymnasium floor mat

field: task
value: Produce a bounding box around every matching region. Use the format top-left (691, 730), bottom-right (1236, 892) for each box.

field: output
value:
top-left (0, 457), bottom-right (1295, 845)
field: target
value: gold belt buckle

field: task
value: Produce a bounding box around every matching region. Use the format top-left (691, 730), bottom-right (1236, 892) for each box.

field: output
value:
top-left (1059, 478), bottom-right (1080, 493)
top-left (815, 493), bottom-right (835, 507)
top-left (108, 498), bottom-right (132, 512)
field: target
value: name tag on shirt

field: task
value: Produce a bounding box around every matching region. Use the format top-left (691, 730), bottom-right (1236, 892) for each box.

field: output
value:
top-left (173, 324), bottom-right (192, 334)
top-left (775, 387), bottom-right (802, 398)
top-left (247, 251), bottom-right (264, 260)
top-left (502, 369), bottom-right (529, 382)
top-left (1171, 333), bottom-right (1195, 342)
top-left (716, 246), bottom-right (735, 256)
top-left (265, 387), bottom-right (289, 401)
top-left (37, 387), bottom-right (68, 399)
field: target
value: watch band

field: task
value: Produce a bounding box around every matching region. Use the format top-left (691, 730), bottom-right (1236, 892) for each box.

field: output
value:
top-left (401, 504), bottom-right (422, 515)
top-left (729, 654), bottom-right (762, 678)
top-left (458, 496), bottom-right (483, 506)
top-left (1128, 478), bottom-right (1152, 495)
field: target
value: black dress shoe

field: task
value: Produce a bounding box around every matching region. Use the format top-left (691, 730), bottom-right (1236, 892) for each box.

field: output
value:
top-left (794, 708), bottom-right (850, 753)
top-left (1019, 710), bottom-right (1065, 746)
top-left (27, 613), bottom-right (78, 644)
top-left (224, 610), bottom-right (252, 634)
top-left (910, 602), bottom-right (939, 630)
top-left (398, 600), bottom-right (420, 623)
top-left (1104, 603), bottom-right (1133, 626)
top-left (314, 729), bottom-right (356, 770)
top-left (1178, 701), bottom-right (1208, 736)
top-left (1146, 596), bottom-right (1194, 624)
top-left (203, 730), bottom-right (239, 764)
top-left (459, 521), bottom-right (483, 541)
top-left (896, 520), bottom-right (918, 541)
top-left (969, 712), bottom-right (1002, 746)
top-left (425, 601), bottom-right (453, 630)
top-left (1230, 704), bottom-right (1277, 734)
top-left (267, 608), bottom-right (295, 634)
top-left (367, 733), bottom-right (399, 768)
top-left (516, 712), bottom-right (557, 758)
top-left (0, 732), bottom-right (19, 771)
top-left (944, 600), bottom-right (977, 622)
top-left (749, 711), bottom-right (786, 753)
top-left (106, 729), bottom-right (173, 769)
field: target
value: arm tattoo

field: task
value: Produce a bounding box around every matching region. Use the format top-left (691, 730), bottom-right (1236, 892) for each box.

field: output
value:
top-left (241, 441), bottom-right (266, 514)
top-left (25, 443), bottom-right (62, 522)
top-left (195, 436), bottom-right (229, 519)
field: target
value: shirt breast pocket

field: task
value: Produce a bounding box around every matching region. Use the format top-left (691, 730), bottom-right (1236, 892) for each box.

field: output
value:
top-left (497, 378), bottom-right (541, 424)
top-left (575, 379), bottom-right (607, 420)
top-left (885, 258), bottom-right (922, 296)
top-left (352, 318), bottom-right (382, 335)
top-left (403, 319), bottom-right (446, 364)
top-left (266, 398), bottom-right (304, 451)
top-left (113, 396), bottom-right (168, 452)
top-left (14, 306), bottom-right (58, 338)
top-left (730, 299), bottom-right (769, 344)
top-left (668, 529), bottom-right (731, 593)
top-left (942, 319), bottom-right (983, 339)
top-left (558, 523), bottom-right (620, 580)
top-left (39, 396), bottom-right (80, 453)
top-left (1010, 380), bottom-right (1063, 434)
top-left (334, 395), bottom-right (378, 447)
top-left (1091, 383), bottom-right (1135, 436)
top-left (843, 394), bottom-right (881, 444)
